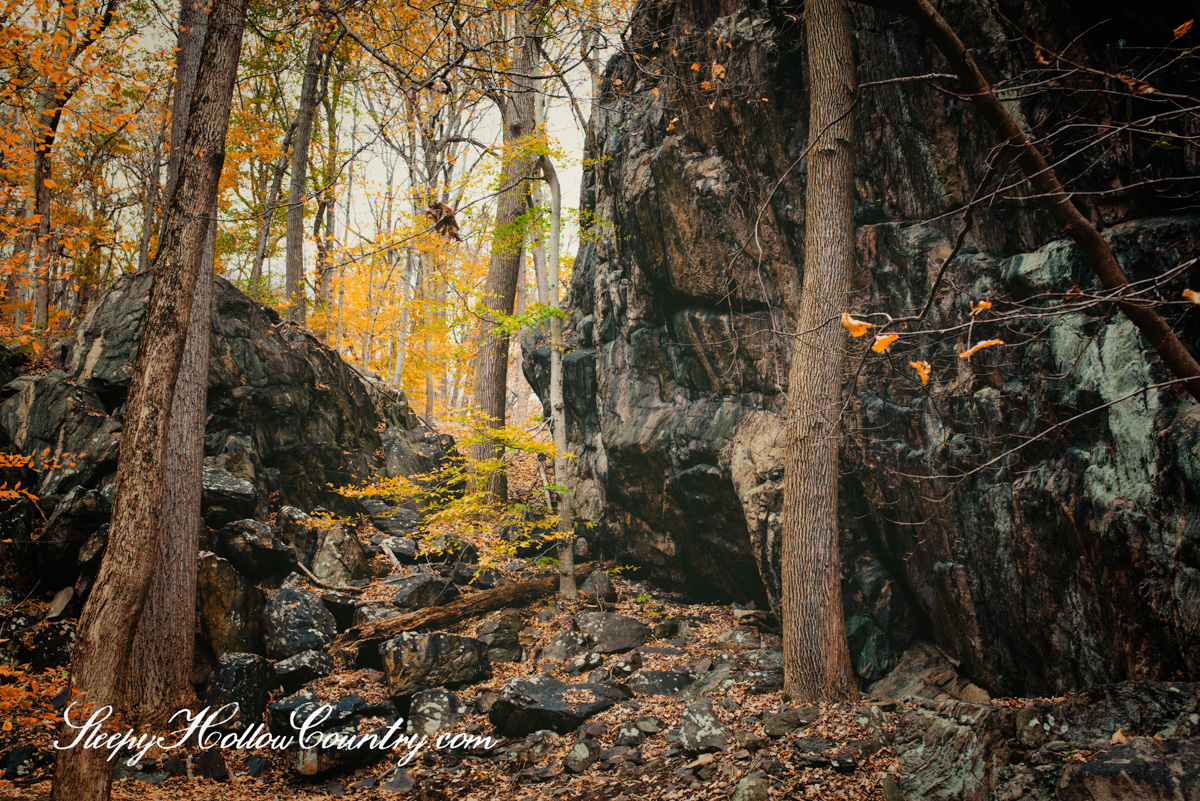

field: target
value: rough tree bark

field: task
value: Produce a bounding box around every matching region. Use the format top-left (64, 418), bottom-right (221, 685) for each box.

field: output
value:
top-left (470, 6), bottom-right (538, 501)
top-left (122, 0), bottom-right (215, 725)
top-left (779, 0), bottom-right (860, 703)
top-left (859, 0), bottom-right (1200, 402)
top-left (49, 0), bottom-right (247, 797)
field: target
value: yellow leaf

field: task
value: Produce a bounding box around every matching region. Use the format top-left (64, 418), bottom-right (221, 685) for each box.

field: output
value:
top-left (1174, 19), bottom-right (1193, 38)
top-left (970, 299), bottom-right (992, 314)
top-left (872, 333), bottom-right (899, 353)
top-left (690, 63), bottom-right (700, 71)
top-left (841, 313), bottom-right (873, 337)
top-left (701, 81), bottom-right (712, 90)
top-left (44, 179), bottom-right (57, 189)
top-left (1183, 288), bottom-right (1200, 304)
top-left (909, 360), bottom-right (931, 385)
top-left (1111, 729), bottom-right (1127, 744)
top-left (959, 339), bottom-right (1005, 359)
top-left (2, 719), bottom-right (10, 731)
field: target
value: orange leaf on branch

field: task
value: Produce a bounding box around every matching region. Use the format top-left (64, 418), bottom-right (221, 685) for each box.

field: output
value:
top-left (959, 339), bottom-right (1005, 359)
top-left (909, 360), bottom-right (931, 385)
top-left (840, 312), bottom-right (873, 337)
top-left (871, 333), bottom-right (899, 353)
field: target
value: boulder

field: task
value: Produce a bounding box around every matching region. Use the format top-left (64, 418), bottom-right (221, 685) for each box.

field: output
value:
top-left (378, 536), bottom-right (418, 562)
top-left (407, 688), bottom-right (467, 737)
top-left (763, 705), bottom-right (819, 737)
top-left (614, 721), bottom-right (647, 747)
top-left (2, 745), bottom-right (48, 781)
top-left (319, 590), bottom-right (357, 630)
top-left (292, 720), bottom-right (394, 777)
top-left (627, 669), bottom-right (694, 697)
top-left (564, 651), bottom-right (604, 676)
top-left (276, 506), bottom-right (320, 567)
top-left (353, 604), bottom-right (403, 628)
top-left (1058, 738), bottom-right (1200, 801)
top-left (477, 610), bottom-right (523, 663)
top-left (893, 682), bottom-right (1200, 801)
top-left (309, 523), bottom-right (370, 585)
top-left (197, 552), bottom-right (264, 656)
top-left (389, 574), bottom-right (458, 610)
top-left (262, 586), bottom-right (336, 660)
top-left (868, 642), bottom-right (991, 703)
top-left (563, 740), bottom-right (602, 773)
top-left (0, 274), bottom-right (451, 583)
top-left (522, 0), bottom-right (1200, 698)
top-left (542, 631), bottom-right (587, 662)
top-left (274, 649), bottom-right (336, 693)
top-left (574, 611), bottom-right (650, 654)
top-left (488, 676), bottom-right (624, 737)
top-left (13, 620), bottom-right (74, 670)
top-left (680, 700), bottom-right (729, 753)
top-left (578, 571), bottom-right (617, 602)
top-left (215, 519), bottom-right (296, 578)
top-left (380, 632), bottom-right (489, 696)
top-left (201, 466), bottom-right (259, 528)
top-left (203, 653), bottom-right (271, 732)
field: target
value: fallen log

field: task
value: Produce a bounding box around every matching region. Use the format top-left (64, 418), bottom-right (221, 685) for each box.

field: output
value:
top-left (337, 560), bottom-right (609, 649)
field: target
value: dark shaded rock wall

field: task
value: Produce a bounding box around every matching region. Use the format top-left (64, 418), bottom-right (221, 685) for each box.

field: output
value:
top-left (531, 0), bottom-right (1200, 695)
top-left (0, 273), bottom-right (449, 586)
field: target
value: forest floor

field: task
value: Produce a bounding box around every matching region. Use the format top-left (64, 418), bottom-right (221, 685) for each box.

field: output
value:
top-left (0, 445), bottom-right (902, 800)
top-left (0, 578), bottom-right (904, 800)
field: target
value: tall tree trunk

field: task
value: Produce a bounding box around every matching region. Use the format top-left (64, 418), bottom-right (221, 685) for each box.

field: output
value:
top-left (122, 0), bottom-right (214, 724)
top-left (537, 156), bottom-right (576, 599)
top-left (49, 0), bottom-right (246, 797)
top-left (779, 0), bottom-right (860, 703)
top-left (470, 6), bottom-right (538, 501)
top-left (285, 25), bottom-right (324, 327)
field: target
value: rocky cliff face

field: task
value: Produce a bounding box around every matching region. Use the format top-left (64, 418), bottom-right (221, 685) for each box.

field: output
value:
top-left (532, 0), bottom-right (1200, 696)
top-left (0, 273), bottom-right (450, 598)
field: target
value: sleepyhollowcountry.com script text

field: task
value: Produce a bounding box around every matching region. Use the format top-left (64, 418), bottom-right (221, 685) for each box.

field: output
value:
top-left (52, 702), bottom-right (500, 766)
